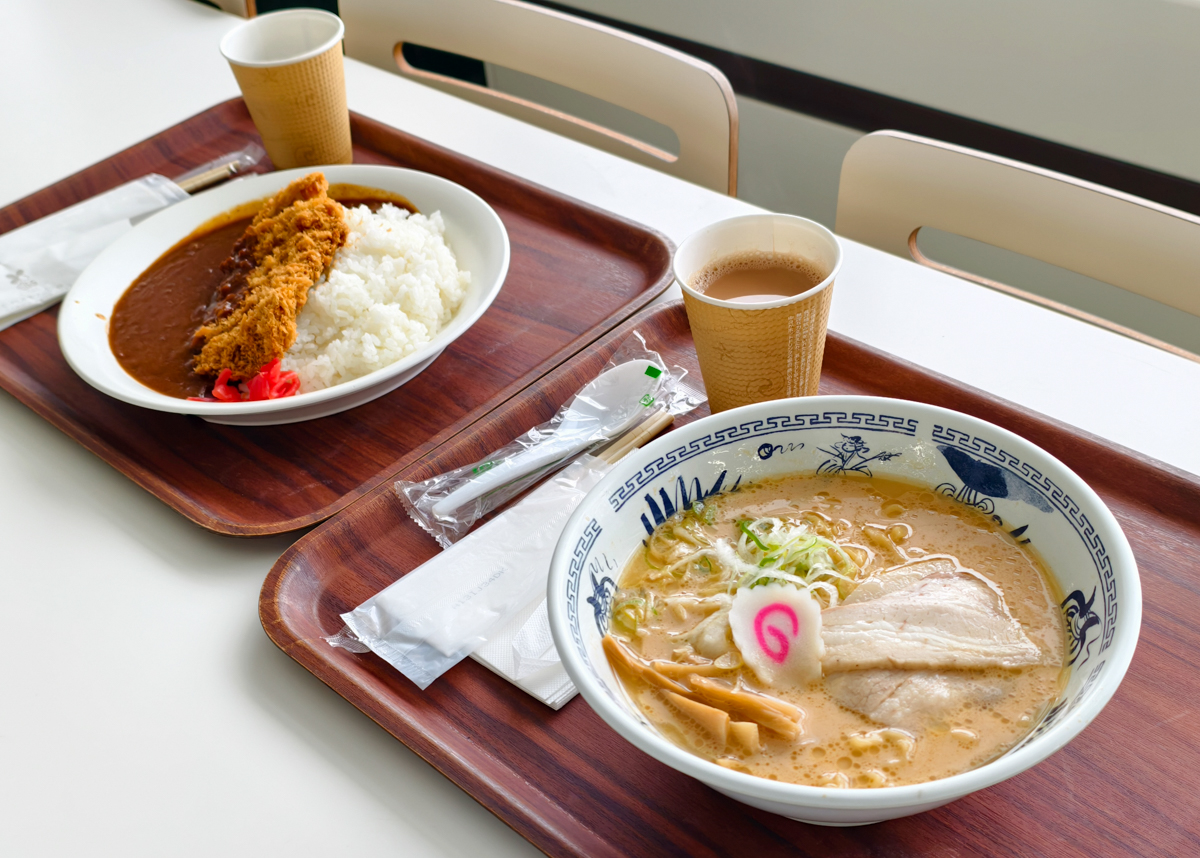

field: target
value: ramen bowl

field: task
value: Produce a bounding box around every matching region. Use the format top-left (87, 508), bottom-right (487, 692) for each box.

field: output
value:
top-left (547, 395), bottom-right (1140, 825)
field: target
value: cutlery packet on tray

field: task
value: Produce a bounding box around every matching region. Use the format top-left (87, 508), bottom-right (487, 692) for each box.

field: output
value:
top-left (397, 331), bottom-right (705, 547)
top-left (331, 331), bottom-right (705, 705)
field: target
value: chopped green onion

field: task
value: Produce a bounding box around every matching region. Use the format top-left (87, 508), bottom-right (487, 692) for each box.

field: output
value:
top-left (737, 519), bottom-right (770, 551)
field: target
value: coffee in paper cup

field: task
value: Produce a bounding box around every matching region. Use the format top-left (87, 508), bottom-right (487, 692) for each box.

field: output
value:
top-left (221, 9), bottom-right (353, 169)
top-left (675, 214), bottom-right (841, 413)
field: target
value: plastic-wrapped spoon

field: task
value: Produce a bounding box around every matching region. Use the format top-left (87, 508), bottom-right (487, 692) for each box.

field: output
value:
top-left (431, 358), bottom-right (662, 517)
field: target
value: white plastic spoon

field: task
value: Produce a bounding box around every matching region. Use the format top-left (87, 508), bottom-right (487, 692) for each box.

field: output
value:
top-left (431, 358), bottom-right (663, 517)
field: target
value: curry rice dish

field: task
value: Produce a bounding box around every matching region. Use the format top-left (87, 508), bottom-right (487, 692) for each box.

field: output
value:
top-left (109, 172), bottom-right (469, 401)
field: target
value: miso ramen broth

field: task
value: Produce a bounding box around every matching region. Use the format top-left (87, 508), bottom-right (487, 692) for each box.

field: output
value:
top-left (604, 473), bottom-right (1066, 789)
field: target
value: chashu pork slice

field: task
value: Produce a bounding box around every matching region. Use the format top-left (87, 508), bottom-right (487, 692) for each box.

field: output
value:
top-left (824, 669), bottom-right (1013, 732)
top-left (821, 557), bottom-right (1043, 672)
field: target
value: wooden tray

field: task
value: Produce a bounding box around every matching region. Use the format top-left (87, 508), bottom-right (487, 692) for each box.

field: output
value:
top-left (0, 99), bottom-right (673, 535)
top-left (261, 301), bottom-right (1200, 858)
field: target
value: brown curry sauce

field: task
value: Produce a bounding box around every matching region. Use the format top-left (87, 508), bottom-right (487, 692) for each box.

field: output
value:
top-left (108, 185), bottom-right (415, 399)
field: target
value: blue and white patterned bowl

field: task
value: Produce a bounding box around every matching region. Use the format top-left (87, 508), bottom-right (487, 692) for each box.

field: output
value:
top-left (547, 395), bottom-right (1140, 825)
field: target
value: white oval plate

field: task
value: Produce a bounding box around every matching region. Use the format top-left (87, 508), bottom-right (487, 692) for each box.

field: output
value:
top-left (58, 165), bottom-right (510, 425)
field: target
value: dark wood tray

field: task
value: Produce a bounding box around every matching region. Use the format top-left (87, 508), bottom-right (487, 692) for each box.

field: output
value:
top-left (0, 99), bottom-right (673, 535)
top-left (261, 301), bottom-right (1200, 858)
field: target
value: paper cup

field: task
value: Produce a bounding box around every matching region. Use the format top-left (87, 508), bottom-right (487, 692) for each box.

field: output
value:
top-left (675, 215), bottom-right (842, 412)
top-left (220, 9), bottom-right (353, 169)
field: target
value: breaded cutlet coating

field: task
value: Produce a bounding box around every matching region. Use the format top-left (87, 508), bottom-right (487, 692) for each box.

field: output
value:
top-left (192, 173), bottom-right (349, 380)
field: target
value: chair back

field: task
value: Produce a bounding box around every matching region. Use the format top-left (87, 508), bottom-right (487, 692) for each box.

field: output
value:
top-left (836, 130), bottom-right (1200, 355)
top-left (340, 0), bottom-right (738, 194)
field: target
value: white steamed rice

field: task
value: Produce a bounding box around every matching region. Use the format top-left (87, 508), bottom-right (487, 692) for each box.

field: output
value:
top-left (282, 203), bottom-right (470, 391)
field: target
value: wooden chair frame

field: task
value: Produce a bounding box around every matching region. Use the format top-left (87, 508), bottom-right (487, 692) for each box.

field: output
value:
top-left (837, 130), bottom-right (1200, 362)
top-left (340, 0), bottom-right (738, 194)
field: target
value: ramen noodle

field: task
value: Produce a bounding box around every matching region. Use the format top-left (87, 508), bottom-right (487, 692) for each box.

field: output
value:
top-left (603, 473), bottom-right (1066, 788)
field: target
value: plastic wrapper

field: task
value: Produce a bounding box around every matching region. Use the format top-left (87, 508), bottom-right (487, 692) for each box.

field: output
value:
top-left (397, 330), bottom-right (705, 547)
top-left (339, 455), bottom-right (614, 694)
top-left (171, 143), bottom-right (265, 195)
top-left (0, 143), bottom-right (264, 331)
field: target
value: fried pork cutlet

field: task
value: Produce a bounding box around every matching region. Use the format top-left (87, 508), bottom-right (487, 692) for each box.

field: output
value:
top-left (191, 172), bottom-right (348, 381)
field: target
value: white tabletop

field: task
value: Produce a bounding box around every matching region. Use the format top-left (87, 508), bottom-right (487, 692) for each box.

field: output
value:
top-left (2, 2), bottom-right (1198, 856)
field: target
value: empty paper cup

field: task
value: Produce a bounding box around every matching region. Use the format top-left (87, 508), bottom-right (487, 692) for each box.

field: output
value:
top-left (675, 214), bottom-right (842, 412)
top-left (220, 9), bottom-right (353, 169)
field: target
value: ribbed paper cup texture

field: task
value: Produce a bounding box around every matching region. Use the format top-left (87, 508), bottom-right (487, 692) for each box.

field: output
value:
top-left (683, 283), bottom-right (834, 412)
top-left (675, 214), bottom-right (842, 413)
top-left (230, 45), bottom-right (352, 169)
top-left (221, 10), bottom-right (352, 169)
